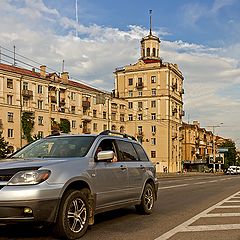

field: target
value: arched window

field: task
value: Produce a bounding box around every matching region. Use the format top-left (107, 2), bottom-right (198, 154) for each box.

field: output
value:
top-left (153, 48), bottom-right (156, 57)
top-left (120, 126), bottom-right (124, 133)
top-left (147, 48), bottom-right (150, 56)
top-left (111, 125), bottom-right (116, 131)
top-left (142, 49), bottom-right (145, 57)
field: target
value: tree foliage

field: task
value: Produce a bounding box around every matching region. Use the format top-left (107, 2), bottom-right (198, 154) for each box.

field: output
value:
top-left (0, 131), bottom-right (10, 158)
top-left (21, 111), bottom-right (34, 143)
top-left (60, 118), bottom-right (70, 133)
top-left (220, 139), bottom-right (237, 167)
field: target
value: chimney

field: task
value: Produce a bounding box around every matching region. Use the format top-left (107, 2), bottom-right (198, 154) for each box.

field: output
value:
top-left (40, 65), bottom-right (46, 78)
top-left (61, 71), bottom-right (69, 84)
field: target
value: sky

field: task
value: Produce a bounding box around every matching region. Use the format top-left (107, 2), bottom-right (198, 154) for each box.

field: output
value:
top-left (1, 0), bottom-right (240, 146)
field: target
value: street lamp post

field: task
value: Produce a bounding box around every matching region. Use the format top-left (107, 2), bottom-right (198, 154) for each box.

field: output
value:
top-left (210, 123), bottom-right (223, 173)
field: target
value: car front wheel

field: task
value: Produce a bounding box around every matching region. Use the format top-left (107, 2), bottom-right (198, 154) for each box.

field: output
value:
top-left (54, 189), bottom-right (90, 239)
top-left (136, 183), bottom-right (155, 215)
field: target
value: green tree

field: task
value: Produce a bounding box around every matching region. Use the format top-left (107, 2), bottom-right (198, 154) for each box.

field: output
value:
top-left (60, 118), bottom-right (70, 133)
top-left (220, 139), bottom-right (236, 167)
top-left (21, 111), bottom-right (34, 143)
top-left (0, 131), bottom-right (10, 158)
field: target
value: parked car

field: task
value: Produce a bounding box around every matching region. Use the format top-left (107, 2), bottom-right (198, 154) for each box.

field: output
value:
top-left (225, 166), bottom-right (240, 175)
top-left (0, 130), bottom-right (158, 239)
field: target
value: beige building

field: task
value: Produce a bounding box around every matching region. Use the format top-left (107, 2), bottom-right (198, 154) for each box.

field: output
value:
top-left (114, 28), bottom-right (184, 172)
top-left (0, 63), bottom-right (127, 152)
top-left (181, 121), bottom-right (215, 171)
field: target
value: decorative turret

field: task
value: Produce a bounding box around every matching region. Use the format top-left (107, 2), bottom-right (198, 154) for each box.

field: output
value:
top-left (140, 10), bottom-right (161, 62)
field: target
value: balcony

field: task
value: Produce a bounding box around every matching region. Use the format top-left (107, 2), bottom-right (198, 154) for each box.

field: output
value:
top-left (136, 82), bottom-right (144, 89)
top-left (22, 89), bottom-right (33, 98)
top-left (82, 115), bottom-right (92, 122)
top-left (82, 100), bottom-right (90, 109)
top-left (60, 98), bottom-right (66, 105)
top-left (50, 96), bottom-right (57, 103)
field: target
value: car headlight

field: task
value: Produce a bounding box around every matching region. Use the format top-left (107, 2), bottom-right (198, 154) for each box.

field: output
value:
top-left (7, 170), bottom-right (51, 185)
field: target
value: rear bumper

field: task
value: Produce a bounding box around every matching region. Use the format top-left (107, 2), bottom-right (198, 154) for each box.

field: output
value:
top-left (0, 198), bottom-right (60, 223)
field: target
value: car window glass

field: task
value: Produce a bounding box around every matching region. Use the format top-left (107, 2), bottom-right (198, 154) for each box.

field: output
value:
top-left (116, 140), bottom-right (138, 161)
top-left (133, 143), bottom-right (149, 162)
top-left (95, 139), bottom-right (118, 158)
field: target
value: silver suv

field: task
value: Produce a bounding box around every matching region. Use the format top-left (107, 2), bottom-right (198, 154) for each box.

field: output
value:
top-left (0, 130), bottom-right (158, 239)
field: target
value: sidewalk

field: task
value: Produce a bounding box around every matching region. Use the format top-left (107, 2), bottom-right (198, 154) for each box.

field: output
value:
top-left (157, 171), bottom-right (224, 178)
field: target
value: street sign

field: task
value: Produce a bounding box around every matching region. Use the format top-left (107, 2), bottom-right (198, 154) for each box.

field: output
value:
top-left (217, 148), bottom-right (228, 153)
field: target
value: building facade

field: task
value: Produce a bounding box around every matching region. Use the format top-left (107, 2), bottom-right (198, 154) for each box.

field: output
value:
top-left (114, 29), bottom-right (184, 172)
top-left (0, 63), bottom-right (127, 152)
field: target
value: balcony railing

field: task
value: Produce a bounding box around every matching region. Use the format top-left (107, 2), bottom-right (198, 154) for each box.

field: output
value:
top-left (22, 89), bottom-right (33, 98)
top-left (83, 128), bottom-right (91, 134)
top-left (82, 115), bottom-right (92, 122)
top-left (136, 82), bottom-right (144, 89)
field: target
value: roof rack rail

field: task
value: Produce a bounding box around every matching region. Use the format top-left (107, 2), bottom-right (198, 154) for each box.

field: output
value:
top-left (99, 130), bottom-right (137, 141)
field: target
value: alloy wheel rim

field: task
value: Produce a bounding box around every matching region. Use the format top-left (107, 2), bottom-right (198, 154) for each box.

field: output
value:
top-left (67, 198), bottom-right (87, 233)
top-left (145, 188), bottom-right (154, 210)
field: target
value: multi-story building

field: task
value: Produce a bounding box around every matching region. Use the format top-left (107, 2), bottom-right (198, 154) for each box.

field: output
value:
top-left (0, 63), bottom-right (127, 152)
top-left (114, 27), bottom-right (184, 172)
top-left (181, 121), bottom-right (214, 171)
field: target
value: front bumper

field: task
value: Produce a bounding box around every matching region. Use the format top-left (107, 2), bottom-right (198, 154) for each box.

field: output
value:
top-left (0, 199), bottom-right (59, 223)
top-left (0, 182), bottom-right (63, 223)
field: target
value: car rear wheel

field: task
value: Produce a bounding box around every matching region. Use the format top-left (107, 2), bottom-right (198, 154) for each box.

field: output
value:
top-left (135, 183), bottom-right (155, 215)
top-left (54, 189), bottom-right (90, 239)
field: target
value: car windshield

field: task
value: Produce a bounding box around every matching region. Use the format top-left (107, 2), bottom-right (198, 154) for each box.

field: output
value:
top-left (11, 136), bottom-right (96, 159)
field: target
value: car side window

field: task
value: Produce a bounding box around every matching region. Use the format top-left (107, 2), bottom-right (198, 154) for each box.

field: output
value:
top-left (95, 139), bottom-right (118, 160)
top-left (116, 140), bottom-right (138, 161)
top-left (133, 143), bottom-right (149, 162)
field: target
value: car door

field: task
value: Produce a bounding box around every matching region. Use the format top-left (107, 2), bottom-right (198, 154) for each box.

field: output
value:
top-left (93, 138), bottom-right (129, 208)
top-left (115, 140), bottom-right (146, 200)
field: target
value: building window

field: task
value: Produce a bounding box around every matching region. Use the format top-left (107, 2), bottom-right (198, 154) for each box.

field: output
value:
top-left (120, 104), bottom-right (125, 110)
top-left (93, 110), bottom-right (97, 118)
top-left (128, 78), bottom-right (133, 85)
top-left (151, 76), bottom-right (156, 83)
top-left (129, 90), bottom-right (133, 97)
top-left (38, 100), bottom-right (43, 110)
top-left (111, 113), bottom-right (116, 121)
top-left (72, 120), bottom-right (76, 129)
top-left (151, 100), bottom-right (156, 108)
top-left (151, 113), bottom-right (156, 120)
top-left (153, 48), bottom-right (156, 57)
top-left (38, 131), bottom-right (44, 138)
top-left (103, 111), bottom-right (107, 119)
top-left (7, 112), bottom-right (14, 122)
top-left (70, 92), bottom-right (76, 100)
top-left (93, 123), bottom-right (98, 131)
top-left (8, 129), bottom-right (13, 138)
top-left (138, 101), bottom-right (143, 109)
top-left (128, 102), bottom-right (133, 109)
top-left (7, 79), bottom-right (13, 89)
top-left (120, 114), bottom-right (124, 122)
top-left (147, 48), bottom-right (150, 56)
top-left (152, 125), bottom-right (156, 133)
top-left (38, 85), bottom-right (43, 94)
top-left (71, 106), bottom-right (76, 114)
top-left (103, 124), bottom-right (107, 131)
top-left (38, 116), bottom-right (43, 125)
top-left (151, 151), bottom-right (156, 158)
top-left (51, 104), bottom-right (56, 112)
top-left (23, 99), bottom-right (29, 107)
top-left (138, 114), bottom-right (143, 120)
top-left (138, 77), bottom-right (143, 84)
top-left (151, 138), bottom-right (156, 145)
top-left (138, 126), bottom-right (143, 135)
top-left (23, 82), bottom-right (28, 90)
top-left (138, 91), bottom-right (142, 96)
top-left (128, 114), bottom-right (133, 121)
top-left (152, 88), bottom-right (156, 96)
top-left (7, 95), bottom-right (13, 105)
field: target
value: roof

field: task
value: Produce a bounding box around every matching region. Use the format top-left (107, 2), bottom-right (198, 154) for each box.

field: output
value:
top-left (0, 63), bottom-right (105, 94)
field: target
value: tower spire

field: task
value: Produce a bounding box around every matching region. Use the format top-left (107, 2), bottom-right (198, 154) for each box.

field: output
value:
top-left (149, 9), bottom-right (152, 35)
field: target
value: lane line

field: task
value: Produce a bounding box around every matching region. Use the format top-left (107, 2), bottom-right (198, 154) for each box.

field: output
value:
top-left (158, 184), bottom-right (189, 190)
top-left (184, 224), bottom-right (240, 232)
top-left (154, 190), bottom-right (240, 240)
top-left (204, 213), bottom-right (240, 217)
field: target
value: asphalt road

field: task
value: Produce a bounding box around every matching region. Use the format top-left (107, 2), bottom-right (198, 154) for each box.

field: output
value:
top-left (1, 174), bottom-right (240, 240)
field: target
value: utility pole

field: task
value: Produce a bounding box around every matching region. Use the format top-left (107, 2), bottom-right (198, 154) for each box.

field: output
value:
top-left (207, 123), bottom-right (223, 173)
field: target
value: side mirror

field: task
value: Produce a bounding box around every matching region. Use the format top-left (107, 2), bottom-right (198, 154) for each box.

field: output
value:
top-left (97, 150), bottom-right (114, 162)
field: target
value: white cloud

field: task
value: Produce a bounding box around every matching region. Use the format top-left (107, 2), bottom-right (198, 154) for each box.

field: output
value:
top-left (1, 0), bottom-right (240, 145)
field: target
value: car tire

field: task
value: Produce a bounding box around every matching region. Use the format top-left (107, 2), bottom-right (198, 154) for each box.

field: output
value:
top-left (135, 183), bottom-right (155, 215)
top-left (54, 189), bottom-right (90, 239)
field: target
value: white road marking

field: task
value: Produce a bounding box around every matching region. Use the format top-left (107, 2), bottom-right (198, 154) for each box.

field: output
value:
top-left (154, 190), bottom-right (240, 240)
top-left (204, 213), bottom-right (240, 217)
top-left (158, 184), bottom-right (189, 190)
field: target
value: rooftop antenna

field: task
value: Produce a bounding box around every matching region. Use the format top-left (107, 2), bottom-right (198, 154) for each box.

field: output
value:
top-left (62, 59), bottom-right (65, 72)
top-left (149, 9), bottom-right (152, 35)
top-left (75, 0), bottom-right (79, 37)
